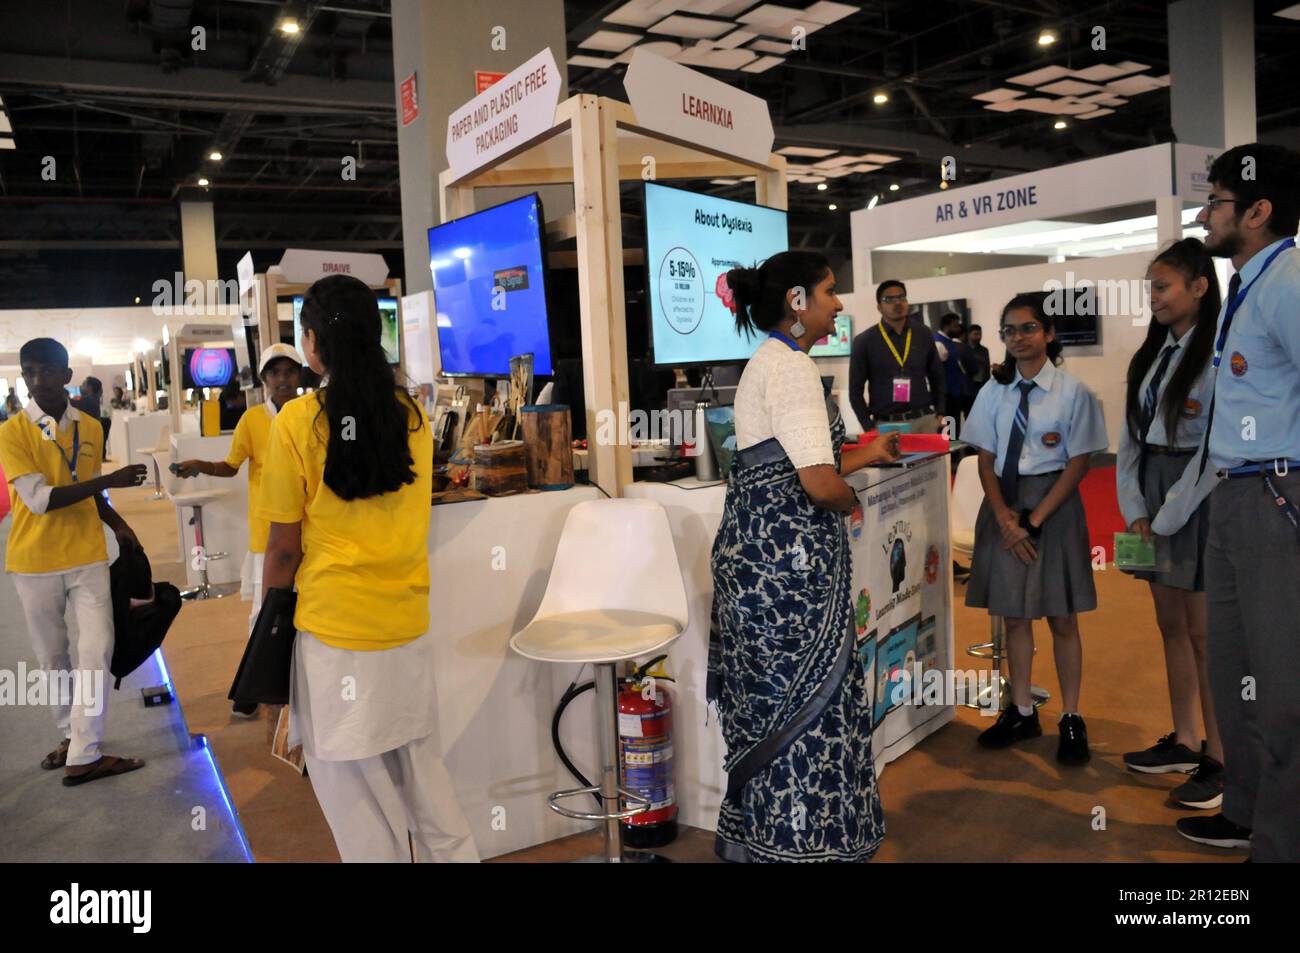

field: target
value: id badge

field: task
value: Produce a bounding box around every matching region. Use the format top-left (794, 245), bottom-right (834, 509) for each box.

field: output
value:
top-left (892, 377), bottom-right (911, 403)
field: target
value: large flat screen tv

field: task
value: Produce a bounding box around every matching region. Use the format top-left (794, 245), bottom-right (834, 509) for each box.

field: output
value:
top-left (644, 181), bottom-right (789, 367)
top-left (427, 192), bottom-right (553, 377)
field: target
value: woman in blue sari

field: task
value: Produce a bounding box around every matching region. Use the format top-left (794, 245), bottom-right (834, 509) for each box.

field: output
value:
top-left (709, 251), bottom-right (900, 862)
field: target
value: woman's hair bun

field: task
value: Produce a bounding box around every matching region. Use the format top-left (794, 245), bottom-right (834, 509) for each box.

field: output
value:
top-left (725, 267), bottom-right (758, 303)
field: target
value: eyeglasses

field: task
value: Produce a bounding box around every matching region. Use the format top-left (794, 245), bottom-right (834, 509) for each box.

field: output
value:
top-left (1202, 197), bottom-right (1240, 212)
top-left (999, 322), bottom-right (1043, 340)
top-left (881, 294), bottom-right (908, 304)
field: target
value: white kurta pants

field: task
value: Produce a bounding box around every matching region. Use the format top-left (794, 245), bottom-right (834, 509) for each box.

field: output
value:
top-left (291, 629), bottom-right (479, 863)
top-left (240, 550), bottom-right (266, 630)
top-left (12, 563), bottom-right (114, 767)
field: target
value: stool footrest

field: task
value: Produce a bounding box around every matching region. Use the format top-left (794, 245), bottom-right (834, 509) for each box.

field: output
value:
top-left (547, 785), bottom-right (651, 822)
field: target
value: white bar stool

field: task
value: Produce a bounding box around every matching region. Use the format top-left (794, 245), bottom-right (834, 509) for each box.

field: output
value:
top-left (510, 499), bottom-right (688, 863)
top-left (166, 487), bottom-right (239, 600)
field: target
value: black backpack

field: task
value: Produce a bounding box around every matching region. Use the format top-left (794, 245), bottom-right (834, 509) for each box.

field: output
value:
top-left (109, 541), bottom-right (182, 690)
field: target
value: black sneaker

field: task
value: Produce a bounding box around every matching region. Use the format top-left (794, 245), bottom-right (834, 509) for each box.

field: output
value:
top-left (1057, 713), bottom-right (1090, 764)
top-left (1176, 813), bottom-right (1251, 849)
top-left (977, 705), bottom-right (1042, 749)
top-left (1170, 755), bottom-right (1225, 810)
top-left (1123, 732), bottom-right (1200, 774)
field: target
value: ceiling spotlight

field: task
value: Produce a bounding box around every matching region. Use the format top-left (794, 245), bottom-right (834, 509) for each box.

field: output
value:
top-left (873, 91), bottom-right (889, 104)
top-left (197, 177), bottom-right (210, 187)
top-left (867, 194), bottom-right (881, 210)
top-left (134, 296), bottom-right (141, 304)
top-left (889, 183), bottom-right (900, 192)
top-left (279, 18), bottom-right (300, 34)
top-left (208, 151), bottom-right (223, 161)
top-left (817, 182), bottom-right (828, 191)
top-left (828, 203), bottom-right (838, 211)
top-left (1038, 30), bottom-right (1056, 46)
top-left (939, 181), bottom-right (949, 190)
top-left (1053, 120), bottom-right (1068, 130)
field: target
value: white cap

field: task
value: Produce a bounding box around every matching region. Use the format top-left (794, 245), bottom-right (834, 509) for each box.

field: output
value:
top-left (258, 343), bottom-right (304, 376)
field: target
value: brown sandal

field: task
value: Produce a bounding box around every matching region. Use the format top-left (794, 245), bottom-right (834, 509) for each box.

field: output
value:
top-left (41, 739), bottom-right (71, 770)
top-left (62, 755), bottom-right (146, 787)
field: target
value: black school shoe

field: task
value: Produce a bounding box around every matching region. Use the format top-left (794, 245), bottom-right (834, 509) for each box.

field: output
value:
top-left (1057, 713), bottom-right (1090, 765)
top-left (978, 705), bottom-right (1042, 749)
top-left (1123, 732), bottom-right (1201, 774)
top-left (1176, 814), bottom-right (1251, 849)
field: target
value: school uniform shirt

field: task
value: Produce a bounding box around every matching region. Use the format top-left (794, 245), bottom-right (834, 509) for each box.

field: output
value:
top-left (225, 400), bottom-right (277, 554)
top-left (963, 360), bottom-right (1109, 478)
top-left (733, 337), bottom-right (835, 468)
top-left (1116, 329), bottom-right (1219, 535)
top-left (257, 391), bottom-right (433, 652)
top-left (1208, 238), bottom-right (1300, 470)
top-left (0, 403), bottom-right (107, 574)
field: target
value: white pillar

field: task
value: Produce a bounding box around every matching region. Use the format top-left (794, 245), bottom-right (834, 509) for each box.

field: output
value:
top-left (1168, 0), bottom-right (1256, 149)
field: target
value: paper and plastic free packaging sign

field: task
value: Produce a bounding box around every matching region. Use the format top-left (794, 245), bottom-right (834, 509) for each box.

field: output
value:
top-left (445, 47), bottom-right (561, 181)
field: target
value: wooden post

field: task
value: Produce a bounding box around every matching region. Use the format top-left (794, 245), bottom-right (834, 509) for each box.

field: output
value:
top-left (572, 95), bottom-right (632, 497)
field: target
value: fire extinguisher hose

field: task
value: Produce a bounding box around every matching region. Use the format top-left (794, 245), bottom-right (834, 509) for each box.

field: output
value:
top-left (550, 656), bottom-right (675, 810)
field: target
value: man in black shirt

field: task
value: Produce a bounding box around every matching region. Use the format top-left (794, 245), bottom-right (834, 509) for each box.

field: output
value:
top-left (966, 323), bottom-right (992, 392)
top-left (849, 279), bottom-right (945, 433)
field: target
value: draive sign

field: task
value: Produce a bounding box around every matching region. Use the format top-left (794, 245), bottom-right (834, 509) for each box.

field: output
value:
top-left (278, 249), bottom-right (390, 287)
top-left (445, 47), bottom-right (561, 180)
top-left (623, 47), bottom-right (774, 166)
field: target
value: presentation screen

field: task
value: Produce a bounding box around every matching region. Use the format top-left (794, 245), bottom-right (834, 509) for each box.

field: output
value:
top-left (293, 293), bottom-right (400, 365)
top-left (427, 192), bottom-right (553, 377)
top-left (644, 181), bottom-right (789, 367)
top-left (182, 347), bottom-right (236, 389)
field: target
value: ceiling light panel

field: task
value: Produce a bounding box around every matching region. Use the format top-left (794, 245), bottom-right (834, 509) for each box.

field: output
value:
top-left (569, 54), bottom-right (617, 68)
top-left (579, 30), bottom-right (643, 52)
top-left (1006, 65), bottom-right (1074, 87)
top-left (605, 0), bottom-right (679, 28)
top-left (1068, 61), bottom-right (1149, 82)
top-left (973, 88), bottom-right (1024, 103)
top-left (1106, 73), bottom-right (1169, 95)
top-left (748, 39), bottom-right (793, 54)
top-left (740, 55), bottom-right (784, 72)
top-left (714, 28), bottom-right (758, 48)
top-left (1038, 79), bottom-right (1105, 96)
top-left (778, 145), bottom-right (838, 157)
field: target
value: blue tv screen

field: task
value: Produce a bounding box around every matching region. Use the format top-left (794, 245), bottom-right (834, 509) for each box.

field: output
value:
top-left (427, 193), bottom-right (553, 377)
top-left (644, 181), bottom-right (789, 367)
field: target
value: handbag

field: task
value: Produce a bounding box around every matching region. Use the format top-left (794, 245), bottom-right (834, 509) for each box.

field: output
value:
top-left (228, 587), bottom-right (298, 706)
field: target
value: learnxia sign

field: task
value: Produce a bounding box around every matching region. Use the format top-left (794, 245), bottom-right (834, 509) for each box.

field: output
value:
top-left (624, 47), bottom-right (774, 165)
top-left (445, 47), bottom-right (561, 180)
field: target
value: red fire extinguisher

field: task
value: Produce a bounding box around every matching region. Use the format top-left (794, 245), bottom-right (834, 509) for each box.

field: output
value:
top-left (618, 667), bottom-right (678, 848)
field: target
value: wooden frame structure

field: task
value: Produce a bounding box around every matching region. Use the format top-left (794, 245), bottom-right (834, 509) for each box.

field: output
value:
top-left (439, 93), bottom-right (787, 498)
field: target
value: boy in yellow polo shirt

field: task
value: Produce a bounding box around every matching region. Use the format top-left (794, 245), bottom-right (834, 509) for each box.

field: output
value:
top-left (0, 338), bottom-right (150, 786)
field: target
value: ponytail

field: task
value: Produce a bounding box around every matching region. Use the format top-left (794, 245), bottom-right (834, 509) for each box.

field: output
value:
top-left (726, 250), bottom-right (831, 338)
top-left (298, 274), bottom-right (423, 501)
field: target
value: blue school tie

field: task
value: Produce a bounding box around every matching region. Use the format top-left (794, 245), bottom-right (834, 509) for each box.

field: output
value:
top-left (1196, 272), bottom-right (1242, 480)
top-left (1138, 343), bottom-right (1179, 487)
top-left (1000, 380), bottom-right (1036, 507)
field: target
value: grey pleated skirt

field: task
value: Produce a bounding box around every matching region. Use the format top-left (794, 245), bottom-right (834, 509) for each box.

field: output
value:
top-left (1127, 450), bottom-right (1210, 592)
top-left (965, 471), bottom-right (1097, 619)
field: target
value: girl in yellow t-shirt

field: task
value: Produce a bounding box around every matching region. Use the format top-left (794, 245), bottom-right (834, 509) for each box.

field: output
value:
top-left (257, 274), bottom-right (477, 863)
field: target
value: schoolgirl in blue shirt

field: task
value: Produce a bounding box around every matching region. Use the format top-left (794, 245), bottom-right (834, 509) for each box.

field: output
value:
top-left (1115, 238), bottom-right (1225, 809)
top-left (963, 294), bottom-right (1109, 764)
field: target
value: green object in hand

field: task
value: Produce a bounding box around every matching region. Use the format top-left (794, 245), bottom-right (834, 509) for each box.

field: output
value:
top-left (1114, 532), bottom-right (1156, 570)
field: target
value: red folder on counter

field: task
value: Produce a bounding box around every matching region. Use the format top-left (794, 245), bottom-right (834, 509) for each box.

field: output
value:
top-left (850, 431), bottom-right (950, 454)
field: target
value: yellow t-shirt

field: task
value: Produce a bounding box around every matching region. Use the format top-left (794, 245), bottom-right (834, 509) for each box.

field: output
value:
top-left (0, 408), bottom-right (107, 573)
top-left (257, 391), bottom-right (432, 651)
top-left (225, 403), bottom-right (274, 553)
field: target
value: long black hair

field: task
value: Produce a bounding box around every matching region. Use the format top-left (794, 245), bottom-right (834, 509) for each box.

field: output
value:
top-left (298, 274), bottom-right (423, 501)
top-left (1125, 238), bottom-right (1220, 445)
top-left (726, 250), bottom-right (832, 337)
top-left (991, 293), bottom-right (1063, 384)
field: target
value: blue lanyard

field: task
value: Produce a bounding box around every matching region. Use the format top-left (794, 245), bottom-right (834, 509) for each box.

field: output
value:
top-left (43, 417), bottom-right (81, 482)
top-left (769, 330), bottom-right (801, 351)
top-left (1213, 238), bottom-right (1296, 368)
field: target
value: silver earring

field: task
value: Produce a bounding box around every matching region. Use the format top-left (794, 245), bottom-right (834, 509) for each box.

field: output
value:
top-left (790, 319), bottom-right (806, 337)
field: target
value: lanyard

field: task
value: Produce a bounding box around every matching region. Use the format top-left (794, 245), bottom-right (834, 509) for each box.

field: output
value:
top-left (1213, 238), bottom-right (1296, 368)
top-left (1261, 468), bottom-right (1300, 538)
top-left (878, 322), bottom-right (912, 369)
top-left (42, 418), bottom-right (81, 483)
top-left (768, 330), bottom-right (801, 351)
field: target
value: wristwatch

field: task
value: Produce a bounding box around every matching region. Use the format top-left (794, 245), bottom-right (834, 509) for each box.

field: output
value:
top-left (1018, 509), bottom-right (1042, 539)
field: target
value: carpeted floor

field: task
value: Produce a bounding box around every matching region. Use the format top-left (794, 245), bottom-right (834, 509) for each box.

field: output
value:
top-left (5, 459), bottom-right (1238, 863)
